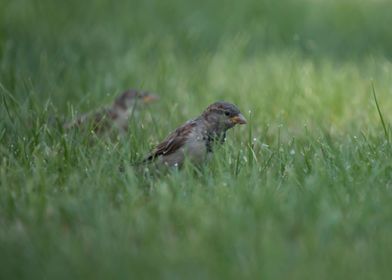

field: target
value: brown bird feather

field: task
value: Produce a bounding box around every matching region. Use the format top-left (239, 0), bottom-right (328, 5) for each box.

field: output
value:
top-left (143, 101), bottom-right (246, 167)
top-left (64, 89), bottom-right (158, 134)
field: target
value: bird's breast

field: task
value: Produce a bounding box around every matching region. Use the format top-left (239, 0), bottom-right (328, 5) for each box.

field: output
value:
top-left (182, 130), bottom-right (209, 164)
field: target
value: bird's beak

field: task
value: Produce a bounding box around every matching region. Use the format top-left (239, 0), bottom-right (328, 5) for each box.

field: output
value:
top-left (143, 94), bottom-right (159, 103)
top-left (230, 113), bottom-right (247, 125)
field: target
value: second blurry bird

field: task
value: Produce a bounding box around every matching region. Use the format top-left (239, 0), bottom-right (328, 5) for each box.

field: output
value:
top-left (64, 89), bottom-right (158, 134)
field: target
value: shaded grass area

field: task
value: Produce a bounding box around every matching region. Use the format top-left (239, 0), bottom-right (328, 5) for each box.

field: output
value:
top-left (1, 0), bottom-right (392, 279)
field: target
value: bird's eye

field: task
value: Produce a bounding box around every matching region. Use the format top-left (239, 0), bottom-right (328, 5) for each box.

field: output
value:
top-left (224, 111), bottom-right (230, 116)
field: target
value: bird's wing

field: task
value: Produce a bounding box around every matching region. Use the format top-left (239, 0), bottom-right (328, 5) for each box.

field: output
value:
top-left (64, 107), bottom-right (117, 132)
top-left (144, 120), bottom-right (197, 162)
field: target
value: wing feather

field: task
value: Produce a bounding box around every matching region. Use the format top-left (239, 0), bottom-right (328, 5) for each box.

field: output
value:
top-left (144, 120), bottom-right (197, 162)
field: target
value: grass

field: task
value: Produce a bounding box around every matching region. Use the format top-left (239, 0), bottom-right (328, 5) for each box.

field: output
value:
top-left (1, 0), bottom-right (392, 279)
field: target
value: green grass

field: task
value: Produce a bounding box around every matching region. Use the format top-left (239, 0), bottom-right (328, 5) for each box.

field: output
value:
top-left (1, 0), bottom-right (392, 279)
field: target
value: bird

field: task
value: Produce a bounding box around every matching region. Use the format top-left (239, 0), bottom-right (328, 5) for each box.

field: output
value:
top-left (143, 101), bottom-right (247, 168)
top-left (64, 89), bottom-right (158, 134)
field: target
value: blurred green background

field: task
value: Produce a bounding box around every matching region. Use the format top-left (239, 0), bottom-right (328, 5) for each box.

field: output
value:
top-left (1, 0), bottom-right (392, 279)
top-left (1, 0), bottom-right (392, 128)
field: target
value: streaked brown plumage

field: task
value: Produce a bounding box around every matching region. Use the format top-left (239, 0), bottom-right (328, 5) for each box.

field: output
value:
top-left (64, 89), bottom-right (158, 134)
top-left (144, 101), bottom-right (247, 167)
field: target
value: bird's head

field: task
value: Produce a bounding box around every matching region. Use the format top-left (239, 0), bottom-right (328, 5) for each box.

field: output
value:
top-left (113, 89), bottom-right (159, 111)
top-left (202, 101), bottom-right (247, 132)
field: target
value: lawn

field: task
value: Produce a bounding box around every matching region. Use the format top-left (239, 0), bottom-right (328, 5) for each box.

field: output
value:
top-left (1, 0), bottom-right (392, 279)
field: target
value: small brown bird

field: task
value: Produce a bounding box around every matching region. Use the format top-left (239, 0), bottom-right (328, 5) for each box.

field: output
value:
top-left (64, 89), bottom-right (158, 134)
top-left (144, 101), bottom-right (247, 167)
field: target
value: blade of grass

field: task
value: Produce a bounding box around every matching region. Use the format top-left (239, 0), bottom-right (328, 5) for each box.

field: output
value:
top-left (371, 82), bottom-right (389, 142)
